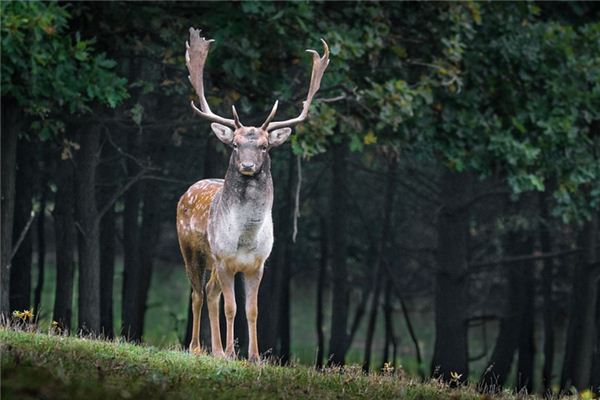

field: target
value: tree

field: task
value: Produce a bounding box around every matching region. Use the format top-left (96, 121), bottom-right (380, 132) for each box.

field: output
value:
top-left (1, 1), bottom-right (128, 331)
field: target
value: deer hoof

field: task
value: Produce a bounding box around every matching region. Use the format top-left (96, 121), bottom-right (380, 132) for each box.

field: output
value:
top-left (248, 354), bottom-right (261, 364)
top-left (212, 350), bottom-right (226, 358)
top-left (190, 346), bottom-right (203, 356)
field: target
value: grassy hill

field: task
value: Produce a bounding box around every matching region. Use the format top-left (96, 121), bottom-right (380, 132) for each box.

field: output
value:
top-left (1, 327), bottom-right (531, 400)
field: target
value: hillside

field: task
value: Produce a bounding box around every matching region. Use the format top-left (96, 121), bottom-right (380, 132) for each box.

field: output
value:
top-left (1, 328), bottom-right (527, 400)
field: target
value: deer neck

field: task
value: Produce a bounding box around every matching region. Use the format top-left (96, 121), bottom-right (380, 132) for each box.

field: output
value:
top-left (216, 154), bottom-right (273, 227)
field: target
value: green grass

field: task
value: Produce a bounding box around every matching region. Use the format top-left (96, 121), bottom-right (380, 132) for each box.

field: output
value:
top-left (1, 328), bottom-right (528, 400)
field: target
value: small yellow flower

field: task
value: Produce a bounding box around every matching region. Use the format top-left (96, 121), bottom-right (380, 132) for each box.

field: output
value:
top-left (12, 309), bottom-right (34, 321)
top-left (450, 371), bottom-right (463, 382)
top-left (382, 362), bottom-right (394, 374)
top-left (580, 389), bottom-right (594, 400)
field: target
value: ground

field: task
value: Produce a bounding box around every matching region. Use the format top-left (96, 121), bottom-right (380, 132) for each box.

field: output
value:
top-left (0, 328), bottom-right (538, 400)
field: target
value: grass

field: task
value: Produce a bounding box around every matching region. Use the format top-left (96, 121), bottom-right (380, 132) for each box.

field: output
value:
top-left (27, 257), bottom-right (572, 391)
top-left (1, 327), bottom-right (533, 400)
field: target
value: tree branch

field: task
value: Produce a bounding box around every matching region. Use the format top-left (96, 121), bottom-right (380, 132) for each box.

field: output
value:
top-left (8, 211), bottom-right (36, 266)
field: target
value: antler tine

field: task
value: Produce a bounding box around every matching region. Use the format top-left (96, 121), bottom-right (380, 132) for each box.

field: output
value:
top-left (231, 105), bottom-right (243, 129)
top-left (260, 100), bottom-right (279, 130)
top-left (266, 39), bottom-right (330, 131)
top-left (186, 27), bottom-right (237, 128)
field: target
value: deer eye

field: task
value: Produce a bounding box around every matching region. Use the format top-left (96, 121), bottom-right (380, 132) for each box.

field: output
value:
top-left (261, 145), bottom-right (267, 152)
top-left (233, 143), bottom-right (238, 150)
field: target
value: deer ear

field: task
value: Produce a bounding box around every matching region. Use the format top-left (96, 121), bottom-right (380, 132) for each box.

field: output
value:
top-left (268, 128), bottom-right (292, 148)
top-left (211, 123), bottom-right (234, 145)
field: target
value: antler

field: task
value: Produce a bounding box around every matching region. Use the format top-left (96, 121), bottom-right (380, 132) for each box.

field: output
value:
top-left (186, 28), bottom-right (239, 128)
top-left (263, 39), bottom-right (330, 131)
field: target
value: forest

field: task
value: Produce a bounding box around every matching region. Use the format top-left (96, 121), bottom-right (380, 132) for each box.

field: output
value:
top-left (1, 1), bottom-right (599, 397)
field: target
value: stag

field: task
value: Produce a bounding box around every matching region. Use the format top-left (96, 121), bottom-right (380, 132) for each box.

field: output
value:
top-left (177, 28), bottom-right (329, 361)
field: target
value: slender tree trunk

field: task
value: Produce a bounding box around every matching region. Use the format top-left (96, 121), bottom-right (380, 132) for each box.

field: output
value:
top-left (363, 272), bottom-right (383, 372)
top-left (431, 170), bottom-right (471, 383)
top-left (1, 99), bottom-right (19, 318)
top-left (591, 281), bottom-right (600, 397)
top-left (98, 140), bottom-right (116, 338)
top-left (33, 168), bottom-right (48, 317)
top-left (363, 158), bottom-right (397, 372)
top-left (381, 279), bottom-right (397, 369)
top-left (9, 138), bottom-right (34, 312)
top-left (279, 150), bottom-right (296, 364)
top-left (539, 192), bottom-right (555, 395)
top-left (135, 180), bottom-right (161, 340)
top-left (76, 126), bottom-right (102, 334)
top-left (121, 128), bottom-right (142, 340)
top-left (561, 215), bottom-right (599, 390)
top-left (315, 218), bottom-right (328, 369)
top-left (399, 295), bottom-right (424, 377)
top-left (234, 274), bottom-right (248, 356)
top-left (99, 202), bottom-right (115, 338)
top-left (480, 230), bottom-right (534, 391)
top-left (53, 145), bottom-right (76, 331)
top-left (327, 141), bottom-right (349, 366)
top-left (516, 243), bottom-right (535, 393)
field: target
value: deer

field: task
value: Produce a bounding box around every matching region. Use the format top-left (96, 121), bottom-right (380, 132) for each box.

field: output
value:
top-left (177, 28), bottom-right (329, 362)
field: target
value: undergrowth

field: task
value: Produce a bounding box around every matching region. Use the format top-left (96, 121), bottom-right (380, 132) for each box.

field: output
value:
top-left (0, 325), bottom-right (553, 400)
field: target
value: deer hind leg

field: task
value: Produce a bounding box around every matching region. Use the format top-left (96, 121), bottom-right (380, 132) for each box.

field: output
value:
top-left (206, 268), bottom-right (225, 357)
top-left (244, 266), bottom-right (264, 363)
top-left (216, 265), bottom-right (237, 358)
top-left (182, 248), bottom-right (206, 355)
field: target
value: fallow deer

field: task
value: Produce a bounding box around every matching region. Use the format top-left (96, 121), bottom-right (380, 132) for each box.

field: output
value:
top-left (177, 28), bottom-right (329, 362)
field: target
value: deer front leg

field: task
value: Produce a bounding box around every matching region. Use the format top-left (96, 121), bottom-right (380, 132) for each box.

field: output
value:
top-left (206, 271), bottom-right (224, 357)
top-left (216, 266), bottom-right (237, 358)
top-left (244, 267), bottom-right (264, 363)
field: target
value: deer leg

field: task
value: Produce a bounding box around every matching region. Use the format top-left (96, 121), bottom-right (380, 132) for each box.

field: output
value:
top-left (190, 289), bottom-right (203, 354)
top-left (216, 266), bottom-right (237, 358)
top-left (244, 267), bottom-right (264, 363)
top-left (206, 270), bottom-right (224, 357)
top-left (181, 248), bottom-right (205, 354)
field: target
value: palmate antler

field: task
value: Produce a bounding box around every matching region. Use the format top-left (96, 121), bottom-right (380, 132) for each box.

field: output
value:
top-left (186, 28), bottom-right (241, 129)
top-left (262, 39), bottom-right (330, 131)
top-left (186, 27), bottom-right (330, 131)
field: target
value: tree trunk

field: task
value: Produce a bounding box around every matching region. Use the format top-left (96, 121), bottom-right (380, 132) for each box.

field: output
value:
top-left (121, 128), bottom-right (142, 340)
top-left (363, 158), bottom-right (397, 372)
top-left (279, 151), bottom-right (297, 364)
top-left (234, 274), bottom-right (248, 356)
top-left (315, 217), bottom-right (328, 369)
top-left (134, 180), bottom-right (160, 340)
top-left (431, 170), bottom-right (471, 383)
top-left (480, 230), bottom-right (535, 391)
top-left (53, 146), bottom-right (76, 331)
top-left (33, 168), bottom-right (48, 317)
top-left (76, 126), bottom-right (102, 334)
top-left (327, 141), bottom-right (349, 366)
top-left (381, 279), bottom-right (397, 369)
top-left (363, 272), bottom-right (383, 372)
top-left (1, 99), bottom-right (19, 318)
top-left (516, 240), bottom-right (535, 393)
top-left (590, 281), bottom-right (600, 397)
top-left (561, 215), bottom-right (599, 390)
top-left (98, 141), bottom-right (116, 338)
top-left (9, 138), bottom-right (34, 312)
top-left (539, 191), bottom-right (555, 395)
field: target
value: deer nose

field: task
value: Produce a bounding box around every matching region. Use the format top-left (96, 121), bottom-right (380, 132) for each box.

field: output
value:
top-left (241, 162), bottom-right (255, 171)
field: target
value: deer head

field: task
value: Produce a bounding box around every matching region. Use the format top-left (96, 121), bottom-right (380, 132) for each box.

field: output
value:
top-left (185, 27), bottom-right (329, 176)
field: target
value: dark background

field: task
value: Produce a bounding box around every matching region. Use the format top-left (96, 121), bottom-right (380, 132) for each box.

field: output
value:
top-left (2, 1), bottom-right (599, 396)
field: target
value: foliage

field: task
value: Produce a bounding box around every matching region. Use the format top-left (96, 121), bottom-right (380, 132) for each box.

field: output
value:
top-left (1, 1), bottom-right (128, 139)
top-left (361, 3), bottom-right (600, 222)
